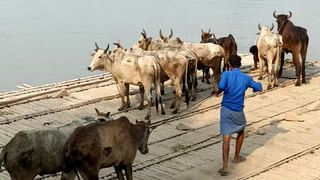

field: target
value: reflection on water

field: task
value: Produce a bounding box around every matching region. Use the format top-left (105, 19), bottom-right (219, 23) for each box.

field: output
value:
top-left (0, 0), bottom-right (319, 92)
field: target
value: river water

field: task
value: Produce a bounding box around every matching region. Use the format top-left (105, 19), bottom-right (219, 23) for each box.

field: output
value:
top-left (0, 0), bottom-right (319, 92)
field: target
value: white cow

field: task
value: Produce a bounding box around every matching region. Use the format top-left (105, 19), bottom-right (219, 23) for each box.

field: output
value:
top-left (256, 24), bottom-right (283, 89)
top-left (88, 43), bottom-right (165, 120)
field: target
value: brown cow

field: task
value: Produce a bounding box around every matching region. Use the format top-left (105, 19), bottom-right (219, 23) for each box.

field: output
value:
top-left (201, 29), bottom-right (238, 71)
top-left (273, 11), bottom-right (309, 86)
top-left (0, 109), bottom-right (111, 180)
top-left (61, 117), bottom-right (151, 180)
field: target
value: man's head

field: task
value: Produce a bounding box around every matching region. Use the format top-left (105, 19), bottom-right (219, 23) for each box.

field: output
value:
top-left (228, 55), bottom-right (242, 68)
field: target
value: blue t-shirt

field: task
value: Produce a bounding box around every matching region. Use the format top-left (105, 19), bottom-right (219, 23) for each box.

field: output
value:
top-left (218, 68), bottom-right (262, 112)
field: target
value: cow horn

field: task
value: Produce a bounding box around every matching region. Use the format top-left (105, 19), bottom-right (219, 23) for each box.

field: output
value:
top-left (141, 29), bottom-right (147, 38)
top-left (212, 33), bottom-right (216, 39)
top-left (113, 40), bottom-right (123, 48)
top-left (288, 11), bottom-right (292, 18)
top-left (208, 28), bottom-right (211, 34)
top-left (95, 42), bottom-right (99, 52)
top-left (258, 24), bottom-right (262, 31)
top-left (176, 37), bottom-right (183, 43)
top-left (270, 23), bottom-right (274, 31)
top-left (201, 29), bottom-right (204, 35)
top-left (159, 29), bottom-right (164, 40)
top-left (273, 11), bottom-right (277, 18)
top-left (104, 44), bottom-right (109, 53)
top-left (168, 28), bottom-right (173, 39)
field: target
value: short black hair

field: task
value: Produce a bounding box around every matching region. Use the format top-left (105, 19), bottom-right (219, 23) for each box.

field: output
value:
top-left (228, 55), bottom-right (241, 68)
top-left (249, 45), bottom-right (258, 54)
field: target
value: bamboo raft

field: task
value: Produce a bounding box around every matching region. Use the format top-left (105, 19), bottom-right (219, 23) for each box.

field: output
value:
top-left (1, 56), bottom-right (320, 180)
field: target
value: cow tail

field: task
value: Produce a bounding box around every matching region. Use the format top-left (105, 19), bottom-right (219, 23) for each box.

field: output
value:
top-left (229, 34), bottom-right (238, 54)
top-left (184, 60), bottom-right (190, 107)
top-left (151, 60), bottom-right (160, 113)
top-left (301, 32), bottom-right (309, 61)
top-left (0, 145), bottom-right (7, 170)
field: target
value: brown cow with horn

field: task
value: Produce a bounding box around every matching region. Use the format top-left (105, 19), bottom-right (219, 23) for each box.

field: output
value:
top-left (201, 29), bottom-right (238, 71)
top-left (273, 11), bottom-right (309, 86)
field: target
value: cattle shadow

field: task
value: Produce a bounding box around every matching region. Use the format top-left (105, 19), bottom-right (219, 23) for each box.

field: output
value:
top-left (256, 60), bottom-right (320, 85)
top-left (243, 120), bottom-right (289, 155)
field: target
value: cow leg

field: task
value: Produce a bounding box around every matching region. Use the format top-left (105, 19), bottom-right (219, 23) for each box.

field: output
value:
top-left (138, 85), bottom-right (145, 110)
top-left (11, 173), bottom-right (34, 180)
top-left (293, 52), bottom-right (301, 86)
top-left (211, 57), bottom-right (222, 95)
top-left (223, 53), bottom-right (229, 72)
top-left (278, 52), bottom-right (285, 77)
top-left (78, 168), bottom-right (99, 180)
top-left (201, 68), bottom-right (205, 82)
top-left (124, 165), bottom-right (133, 180)
top-left (125, 83), bottom-right (131, 109)
top-left (274, 48), bottom-right (281, 87)
top-left (205, 67), bottom-right (211, 84)
top-left (114, 166), bottom-right (125, 180)
top-left (144, 84), bottom-right (152, 120)
top-left (61, 171), bottom-right (76, 180)
top-left (267, 57), bottom-right (273, 89)
top-left (118, 83), bottom-right (127, 111)
top-left (155, 76), bottom-right (166, 115)
top-left (172, 80), bottom-right (182, 114)
top-left (190, 68), bottom-right (197, 101)
top-left (301, 51), bottom-right (307, 84)
top-left (258, 52), bottom-right (264, 80)
top-left (160, 81), bottom-right (165, 95)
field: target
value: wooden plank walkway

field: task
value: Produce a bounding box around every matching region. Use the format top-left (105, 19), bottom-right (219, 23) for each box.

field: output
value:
top-left (0, 56), bottom-right (320, 180)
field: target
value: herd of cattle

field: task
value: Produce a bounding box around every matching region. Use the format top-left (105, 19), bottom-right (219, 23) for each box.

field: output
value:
top-left (0, 11), bottom-right (309, 180)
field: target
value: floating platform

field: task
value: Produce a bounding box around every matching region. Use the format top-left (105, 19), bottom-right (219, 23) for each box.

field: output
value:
top-left (1, 55), bottom-right (320, 179)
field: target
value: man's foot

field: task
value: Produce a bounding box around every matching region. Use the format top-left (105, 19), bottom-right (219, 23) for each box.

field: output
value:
top-left (232, 155), bottom-right (246, 164)
top-left (217, 168), bottom-right (229, 176)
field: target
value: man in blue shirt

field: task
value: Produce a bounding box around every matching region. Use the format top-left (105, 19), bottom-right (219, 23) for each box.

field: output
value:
top-left (217, 55), bottom-right (262, 176)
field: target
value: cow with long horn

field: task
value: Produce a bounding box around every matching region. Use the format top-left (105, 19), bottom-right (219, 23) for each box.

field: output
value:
top-left (88, 42), bottom-right (165, 120)
top-left (273, 11), bottom-right (309, 86)
top-left (159, 29), bottom-right (173, 43)
top-left (201, 29), bottom-right (238, 72)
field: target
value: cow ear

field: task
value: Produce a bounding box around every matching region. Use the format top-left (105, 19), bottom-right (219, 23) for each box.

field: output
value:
top-left (106, 112), bottom-right (110, 118)
top-left (95, 108), bottom-right (99, 114)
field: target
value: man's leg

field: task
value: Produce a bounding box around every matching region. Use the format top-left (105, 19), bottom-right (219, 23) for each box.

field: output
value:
top-left (222, 135), bottom-right (231, 172)
top-left (233, 129), bottom-right (245, 163)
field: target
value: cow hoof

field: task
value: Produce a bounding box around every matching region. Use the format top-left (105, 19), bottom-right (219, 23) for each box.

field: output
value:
top-left (118, 106), bottom-right (124, 111)
top-left (267, 86), bottom-right (272, 90)
top-left (137, 105), bottom-right (144, 110)
top-left (144, 116), bottom-right (150, 120)
top-left (172, 110), bottom-right (178, 114)
top-left (302, 79), bottom-right (307, 84)
top-left (295, 82), bottom-right (301, 86)
top-left (206, 81), bottom-right (211, 84)
top-left (201, 79), bottom-right (205, 82)
top-left (170, 104), bottom-right (175, 109)
top-left (258, 77), bottom-right (263, 80)
top-left (274, 84), bottom-right (279, 87)
top-left (191, 97), bottom-right (197, 101)
top-left (161, 111), bottom-right (166, 115)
